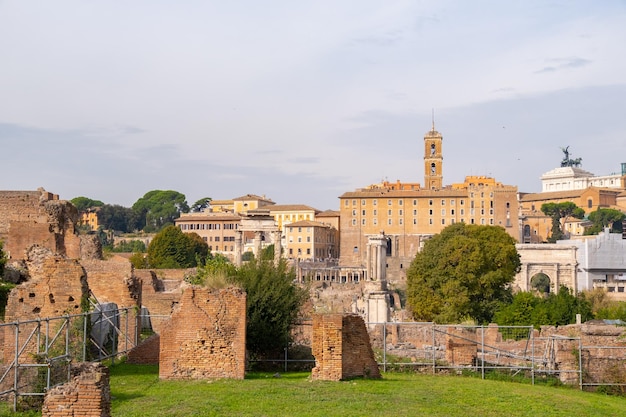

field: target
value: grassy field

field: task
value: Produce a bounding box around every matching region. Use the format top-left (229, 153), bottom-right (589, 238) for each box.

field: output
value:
top-left (109, 364), bottom-right (624, 417)
top-left (1, 363), bottom-right (624, 416)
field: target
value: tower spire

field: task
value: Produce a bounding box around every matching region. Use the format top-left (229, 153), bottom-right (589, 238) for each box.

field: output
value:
top-left (431, 108), bottom-right (435, 132)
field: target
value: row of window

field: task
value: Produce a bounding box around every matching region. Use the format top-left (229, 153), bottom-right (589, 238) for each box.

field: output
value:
top-left (180, 223), bottom-right (238, 231)
top-left (351, 217), bottom-right (495, 226)
top-left (207, 245), bottom-right (234, 252)
top-left (351, 208), bottom-right (495, 217)
top-left (347, 198), bottom-right (468, 207)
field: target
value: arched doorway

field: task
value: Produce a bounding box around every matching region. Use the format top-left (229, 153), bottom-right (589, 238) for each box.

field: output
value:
top-left (385, 237), bottom-right (392, 256)
top-left (530, 273), bottom-right (551, 295)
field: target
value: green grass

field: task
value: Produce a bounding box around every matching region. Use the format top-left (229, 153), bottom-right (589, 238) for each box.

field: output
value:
top-left (108, 364), bottom-right (625, 417)
top-left (2, 363), bottom-right (624, 417)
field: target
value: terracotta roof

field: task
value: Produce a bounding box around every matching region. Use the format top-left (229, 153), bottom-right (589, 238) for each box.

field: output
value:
top-left (316, 210), bottom-right (340, 217)
top-left (231, 194), bottom-right (275, 203)
top-left (520, 187), bottom-right (622, 202)
top-left (268, 204), bottom-right (319, 212)
top-left (285, 220), bottom-right (330, 228)
top-left (339, 188), bottom-right (468, 198)
top-left (175, 212), bottom-right (242, 222)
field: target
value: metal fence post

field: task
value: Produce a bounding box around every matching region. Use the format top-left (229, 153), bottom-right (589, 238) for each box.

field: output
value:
top-left (383, 322), bottom-right (387, 373)
top-left (481, 325), bottom-right (485, 380)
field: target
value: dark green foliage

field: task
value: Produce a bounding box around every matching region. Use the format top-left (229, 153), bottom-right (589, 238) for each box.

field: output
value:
top-left (260, 244), bottom-right (275, 260)
top-left (185, 253), bottom-right (235, 286)
top-left (111, 240), bottom-right (147, 253)
top-left (70, 196), bottom-right (104, 212)
top-left (230, 259), bottom-right (308, 357)
top-left (146, 226), bottom-right (208, 268)
top-left (0, 281), bottom-right (15, 320)
top-left (584, 208), bottom-right (625, 235)
top-left (406, 223), bottom-right (520, 324)
top-left (191, 197), bottom-right (212, 212)
top-left (98, 204), bottom-right (142, 233)
top-left (494, 286), bottom-right (594, 329)
top-left (132, 190), bottom-right (189, 232)
top-left (241, 251), bottom-right (255, 262)
top-left (541, 202), bottom-right (585, 242)
top-left (0, 240), bottom-right (6, 277)
top-left (530, 273), bottom-right (551, 294)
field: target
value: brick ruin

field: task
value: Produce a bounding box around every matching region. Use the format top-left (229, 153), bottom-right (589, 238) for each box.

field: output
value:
top-left (311, 313), bottom-right (381, 381)
top-left (159, 285), bottom-right (247, 380)
top-left (0, 189), bottom-right (89, 266)
top-left (2, 250), bottom-right (89, 364)
top-left (445, 327), bottom-right (478, 366)
top-left (82, 258), bottom-right (142, 349)
top-left (135, 269), bottom-right (187, 334)
top-left (41, 362), bottom-right (111, 417)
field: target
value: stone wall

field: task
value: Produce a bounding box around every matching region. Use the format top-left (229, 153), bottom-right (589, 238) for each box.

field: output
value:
top-left (3, 254), bottom-right (89, 363)
top-left (126, 334), bottom-right (160, 365)
top-left (82, 258), bottom-right (141, 348)
top-left (42, 362), bottom-right (111, 417)
top-left (135, 269), bottom-right (185, 334)
top-left (159, 286), bottom-right (246, 380)
top-left (311, 313), bottom-right (381, 381)
top-left (445, 327), bottom-right (478, 366)
top-left (0, 189), bottom-right (82, 261)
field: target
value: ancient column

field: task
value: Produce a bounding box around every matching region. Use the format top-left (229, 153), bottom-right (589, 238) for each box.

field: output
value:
top-left (253, 231), bottom-right (263, 258)
top-left (234, 230), bottom-right (243, 267)
top-left (273, 230), bottom-right (282, 265)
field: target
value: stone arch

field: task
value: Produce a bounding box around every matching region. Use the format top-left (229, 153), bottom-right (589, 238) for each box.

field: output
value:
top-left (530, 273), bottom-right (551, 294)
top-left (514, 244), bottom-right (578, 294)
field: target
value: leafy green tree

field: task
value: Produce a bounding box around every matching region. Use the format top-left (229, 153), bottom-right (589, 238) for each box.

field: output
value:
top-left (70, 196), bottom-right (104, 212)
top-left (541, 202), bottom-right (585, 242)
top-left (494, 287), bottom-right (593, 328)
top-left (231, 259), bottom-right (308, 356)
top-left (191, 197), bottom-right (212, 213)
top-left (98, 204), bottom-right (141, 233)
top-left (132, 190), bottom-right (189, 232)
top-left (585, 208), bottom-right (625, 235)
top-left (406, 223), bottom-right (521, 324)
top-left (146, 225), bottom-right (208, 268)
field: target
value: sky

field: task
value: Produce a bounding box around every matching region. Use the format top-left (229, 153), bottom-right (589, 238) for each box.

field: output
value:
top-left (1, 1), bottom-right (625, 211)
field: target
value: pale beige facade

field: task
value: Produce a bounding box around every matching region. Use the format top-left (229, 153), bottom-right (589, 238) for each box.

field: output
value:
top-left (175, 212), bottom-right (241, 260)
top-left (338, 125), bottom-right (519, 284)
top-left (284, 220), bottom-right (339, 260)
top-left (519, 187), bottom-right (623, 243)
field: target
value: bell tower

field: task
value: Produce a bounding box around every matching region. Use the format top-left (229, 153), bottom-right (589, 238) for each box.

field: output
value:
top-left (424, 117), bottom-right (443, 190)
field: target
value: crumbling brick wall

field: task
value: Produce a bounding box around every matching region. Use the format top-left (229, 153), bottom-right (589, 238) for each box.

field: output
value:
top-left (135, 269), bottom-right (183, 334)
top-left (42, 362), bottom-right (111, 417)
top-left (0, 189), bottom-right (81, 261)
top-left (82, 258), bottom-right (141, 348)
top-left (159, 286), bottom-right (246, 380)
top-left (311, 313), bottom-right (381, 381)
top-left (445, 327), bottom-right (477, 366)
top-left (3, 253), bottom-right (89, 363)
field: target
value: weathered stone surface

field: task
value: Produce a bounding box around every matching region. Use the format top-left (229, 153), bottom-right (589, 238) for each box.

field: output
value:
top-left (42, 362), bottom-right (111, 417)
top-left (0, 189), bottom-right (82, 261)
top-left (159, 286), bottom-right (246, 380)
top-left (311, 313), bottom-right (381, 381)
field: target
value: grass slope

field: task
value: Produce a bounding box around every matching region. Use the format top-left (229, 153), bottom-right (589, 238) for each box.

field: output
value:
top-left (108, 364), bottom-right (625, 417)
